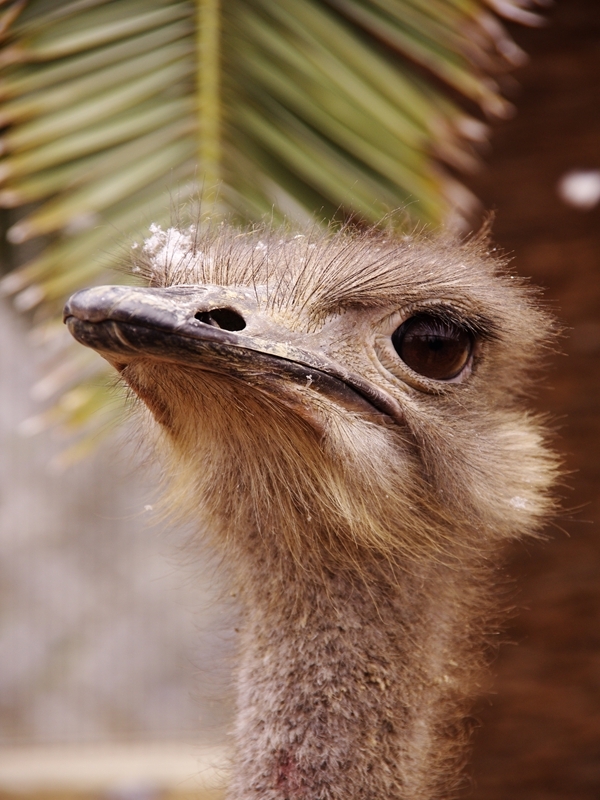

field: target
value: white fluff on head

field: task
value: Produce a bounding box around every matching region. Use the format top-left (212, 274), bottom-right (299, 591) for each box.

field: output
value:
top-left (139, 223), bottom-right (198, 279)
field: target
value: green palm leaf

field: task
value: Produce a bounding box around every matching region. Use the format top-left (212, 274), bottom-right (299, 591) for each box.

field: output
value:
top-left (0, 0), bottom-right (544, 454)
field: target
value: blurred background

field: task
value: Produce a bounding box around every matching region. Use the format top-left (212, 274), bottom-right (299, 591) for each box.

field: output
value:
top-left (466, 3), bottom-right (600, 798)
top-left (0, 297), bottom-right (233, 798)
top-left (0, 0), bottom-right (598, 798)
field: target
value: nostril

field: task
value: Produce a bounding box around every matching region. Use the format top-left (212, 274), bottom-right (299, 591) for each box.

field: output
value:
top-left (194, 307), bottom-right (246, 331)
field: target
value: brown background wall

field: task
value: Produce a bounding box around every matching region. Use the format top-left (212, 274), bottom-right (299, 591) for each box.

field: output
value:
top-left (465, 2), bottom-right (600, 798)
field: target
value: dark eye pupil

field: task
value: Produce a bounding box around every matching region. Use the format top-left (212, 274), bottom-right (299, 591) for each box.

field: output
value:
top-left (392, 314), bottom-right (473, 380)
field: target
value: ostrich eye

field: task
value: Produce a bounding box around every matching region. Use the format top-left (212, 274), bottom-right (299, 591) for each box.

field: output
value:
top-left (392, 314), bottom-right (473, 380)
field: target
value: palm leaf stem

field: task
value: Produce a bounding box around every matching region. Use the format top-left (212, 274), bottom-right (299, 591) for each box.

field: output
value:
top-left (197, 0), bottom-right (220, 199)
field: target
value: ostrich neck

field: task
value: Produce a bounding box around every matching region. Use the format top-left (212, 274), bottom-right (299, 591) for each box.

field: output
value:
top-left (227, 537), bottom-right (482, 800)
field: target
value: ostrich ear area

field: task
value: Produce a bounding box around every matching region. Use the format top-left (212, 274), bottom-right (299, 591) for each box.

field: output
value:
top-left (63, 285), bottom-right (398, 424)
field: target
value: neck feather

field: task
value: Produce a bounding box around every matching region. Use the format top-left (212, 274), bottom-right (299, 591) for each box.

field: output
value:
top-left (154, 385), bottom-right (518, 799)
top-left (226, 535), bottom-right (490, 800)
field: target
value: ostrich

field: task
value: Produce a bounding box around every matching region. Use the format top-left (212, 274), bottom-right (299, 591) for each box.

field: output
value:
top-left (64, 223), bottom-right (557, 800)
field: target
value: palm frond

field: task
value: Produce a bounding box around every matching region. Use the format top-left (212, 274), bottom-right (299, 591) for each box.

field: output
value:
top-left (0, 0), bottom-right (546, 447)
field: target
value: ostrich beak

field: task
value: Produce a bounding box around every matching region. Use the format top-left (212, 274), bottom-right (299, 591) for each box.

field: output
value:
top-left (64, 285), bottom-right (400, 423)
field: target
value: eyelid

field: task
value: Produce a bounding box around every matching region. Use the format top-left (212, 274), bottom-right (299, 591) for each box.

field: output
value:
top-left (380, 305), bottom-right (492, 340)
top-left (379, 306), bottom-right (463, 336)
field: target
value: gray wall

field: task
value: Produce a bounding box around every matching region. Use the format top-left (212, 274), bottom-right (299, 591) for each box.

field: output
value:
top-left (0, 299), bottom-right (232, 745)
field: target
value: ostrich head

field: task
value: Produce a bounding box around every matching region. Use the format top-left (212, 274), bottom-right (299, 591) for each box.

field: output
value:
top-left (64, 223), bottom-right (557, 799)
